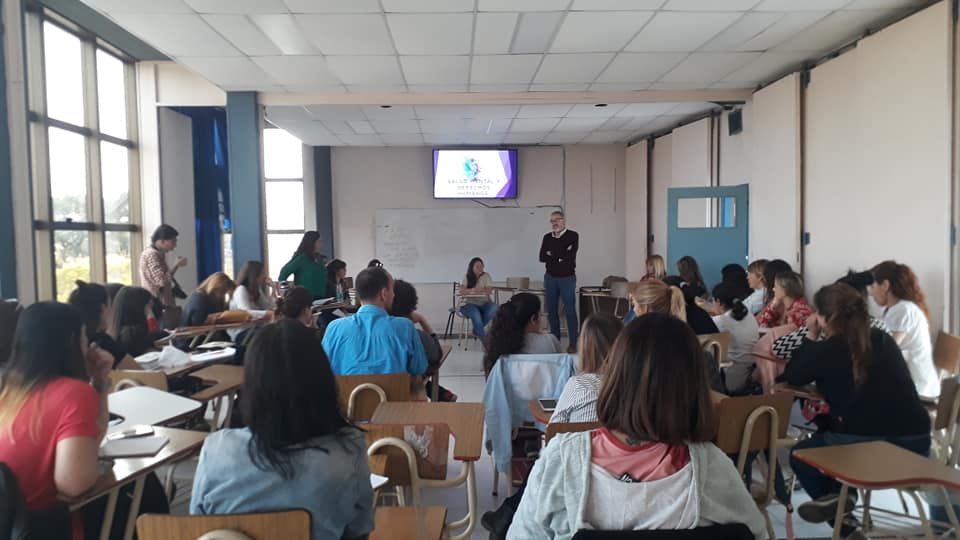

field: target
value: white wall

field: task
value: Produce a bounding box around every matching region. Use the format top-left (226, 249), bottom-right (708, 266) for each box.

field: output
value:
top-left (331, 145), bottom-right (627, 330)
top-left (625, 141), bottom-right (648, 279)
top-left (719, 102), bottom-right (753, 188)
top-left (649, 134), bottom-right (672, 258)
top-left (804, 1), bottom-right (951, 330)
top-left (158, 108), bottom-right (198, 294)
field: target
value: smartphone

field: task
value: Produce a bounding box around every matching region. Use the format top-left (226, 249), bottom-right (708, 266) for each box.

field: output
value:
top-left (538, 399), bottom-right (557, 412)
top-left (107, 425), bottom-right (154, 441)
top-left (108, 413), bottom-right (124, 427)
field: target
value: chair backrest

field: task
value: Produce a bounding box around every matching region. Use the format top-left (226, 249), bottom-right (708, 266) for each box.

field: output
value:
top-left (934, 331), bottom-right (960, 374)
top-left (610, 281), bottom-right (630, 299)
top-left (506, 277), bottom-right (530, 289)
top-left (698, 333), bottom-right (731, 364)
top-left (365, 423), bottom-right (450, 488)
top-left (109, 370), bottom-right (169, 392)
top-left (715, 392), bottom-right (793, 455)
top-left (136, 510), bottom-right (311, 540)
top-left (336, 373), bottom-right (412, 422)
top-left (935, 376), bottom-right (960, 467)
top-left (571, 523), bottom-right (754, 539)
top-left (546, 421), bottom-right (600, 444)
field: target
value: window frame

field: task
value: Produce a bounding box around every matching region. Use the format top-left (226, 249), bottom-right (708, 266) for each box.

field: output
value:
top-left (263, 127), bottom-right (307, 278)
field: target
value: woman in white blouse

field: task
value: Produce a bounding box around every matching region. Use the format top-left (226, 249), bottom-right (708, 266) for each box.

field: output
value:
top-left (550, 313), bottom-right (623, 424)
top-left (710, 281), bottom-right (760, 395)
top-left (229, 261), bottom-right (276, 340)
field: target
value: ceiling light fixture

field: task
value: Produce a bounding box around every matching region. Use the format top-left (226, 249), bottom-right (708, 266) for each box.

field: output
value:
top-left (380, 105), bottom-right (392, 109)
top-left (594, 103), bottom-right (608, 108)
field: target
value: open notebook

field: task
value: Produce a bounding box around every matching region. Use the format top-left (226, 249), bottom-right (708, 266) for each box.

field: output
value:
top-left (100, 436), bottom-right (169, 458)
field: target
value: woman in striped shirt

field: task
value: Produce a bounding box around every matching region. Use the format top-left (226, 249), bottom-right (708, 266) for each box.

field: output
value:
top-left (550, 313), bottom-right (623, 424)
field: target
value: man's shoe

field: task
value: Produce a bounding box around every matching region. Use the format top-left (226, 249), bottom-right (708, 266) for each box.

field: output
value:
top-left (798, 492), bottom-right (857, 523)
top-left (481, 505), bottom-right (515, 534)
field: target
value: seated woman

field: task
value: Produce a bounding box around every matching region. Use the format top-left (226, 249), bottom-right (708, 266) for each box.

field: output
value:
top-left (111, 286), bottom-right (167, 357)
top-left (623, 278), bottom-right (685, 325)
top-left (460, 257), bottom-right (498, 341)
top-left (664, 276), bottom-right (720, 335)
top-left (550, 313), bottom-right (623, 423)
top-left (483, 292), bottom-right (562, 375)
top-left (230, 261), bottom-right (277, 341)
top-left (710, 281), bottom-right (759, 395)
top-left (191, 319), bottom-right (374, 539)
top-left (758, 259), bottom-right (792, 314)
top-left (720, 263), bottom-right (753, 300)
top-left (508, 313), bottom-right (766, 539)
top-left (326, 259), bottom-right (348, 302)
top-left (869, 260), bottom-right (940, 399)
top-left (391, 280), bottom-right (457, 402)
top-left (784, 284), bottom-right (931, 536)
top-left (277, 231), bottom-right (328, 299)
top-left (0, 302), bottom-right (124, 538)
top-left (676, 255), bottom-right (707, 299)
top-left (68, 280), bottom-right (138, 369)
top-left (642, 254), bottom-right (666, 281)
top-left (183, 272), bottom-right (236, 327)
top-left (276, 286), bottom-right (317, 328)
top-left (744, 259), bottom-right (768, 315)
top-left (757, 271), bottom-right (812, 329)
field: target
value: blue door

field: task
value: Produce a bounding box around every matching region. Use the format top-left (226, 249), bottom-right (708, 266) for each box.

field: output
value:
top-left (667, 184), bottom-right (749, 292)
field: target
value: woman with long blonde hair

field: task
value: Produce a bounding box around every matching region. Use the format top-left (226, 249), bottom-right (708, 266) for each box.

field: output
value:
top-left (643, 255), bottom-right (667, 281)
top-left (183, 272), bottom-right (237, 327)
top-left (623, 279), bottom-right (686, 323)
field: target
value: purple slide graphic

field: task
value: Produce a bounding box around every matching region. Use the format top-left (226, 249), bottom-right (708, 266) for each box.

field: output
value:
top-left (433, 149), bottom-right (518, 199)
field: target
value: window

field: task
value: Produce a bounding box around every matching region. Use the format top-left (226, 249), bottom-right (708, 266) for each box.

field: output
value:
top-left (26, 10), bottom-right (140, 301)
top-left (263, 128), bottom-right (306, 279)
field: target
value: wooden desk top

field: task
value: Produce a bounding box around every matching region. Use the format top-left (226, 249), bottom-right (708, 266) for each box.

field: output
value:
top-left (370, 506), bottom-right (446, 540)
top-left (528, 400), bottom-right (552, 424)
top-left (67, 427), bottom-right (207, 509)
top-left (710, 390), bottom-right (728, 406)
top-left (190, 364), bottom-right (244, 402)
top-left (370, 402), bottom-right (484, 461)
top-left (793, 440), bottom-right (960, 490)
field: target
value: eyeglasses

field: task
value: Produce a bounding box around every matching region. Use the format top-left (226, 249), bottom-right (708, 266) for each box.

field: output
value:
top-left (550, 219), bottom-right (563, 224)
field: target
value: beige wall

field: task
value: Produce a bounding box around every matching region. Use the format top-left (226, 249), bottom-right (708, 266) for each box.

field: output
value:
top-left (625, 141), bottom-right (648, 279)
top-left (331, 144), bottom-right (626, 330)
top-left (719, 103), bottom-right (753, 189)
top-left (649, 134), bottom-right (672, 258)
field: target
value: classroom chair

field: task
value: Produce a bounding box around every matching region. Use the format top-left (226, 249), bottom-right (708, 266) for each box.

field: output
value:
top-left (571, 523), bottom-right (754, 540)
top-left (109, 370), bottom-right (169, 392)
top-left (336, 373), bottom-right (413, 422)
top-left (136, 510), bottom-right (310, 540)
top-left (698, 332), bottom-right (731, 367)
top-left (934, 331), bottom-right (960, 375)
top-left (505, 277), bottom-right (530, 290)
top-left (545, 421), bottom-right (600, 444)
top-left (364, 423), bottom-right (450, 507)
top-left (443, 282), bottom-right (477, 349)
top-left (715, 392), bottom-right (794, 540)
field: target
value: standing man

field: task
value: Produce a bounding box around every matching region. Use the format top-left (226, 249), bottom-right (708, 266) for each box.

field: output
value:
top-left (539, 210), bottom-right (579, 353)
top-left (139, 224), bottom-right (188, 327)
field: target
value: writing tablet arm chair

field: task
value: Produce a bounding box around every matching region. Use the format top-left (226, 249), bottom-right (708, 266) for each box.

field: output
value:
top-left (934, 331), bottom-right (960, 375)
top-left (348, 383), bottom-right (387, 420)
top-left (571, 523), bottom-right (755, 540)
top-left (336, 373), bottom-right (413, 423)
top-left (109, 370), bottom-right (170, 392)
top-left (545, 422), bottom-right (600, 445)
top-left (136, 510), bottom-right (311, 540)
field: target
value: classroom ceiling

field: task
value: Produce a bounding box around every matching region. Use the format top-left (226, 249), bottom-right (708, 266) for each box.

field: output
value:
top-left (80, 0), bottom-right (930, 145)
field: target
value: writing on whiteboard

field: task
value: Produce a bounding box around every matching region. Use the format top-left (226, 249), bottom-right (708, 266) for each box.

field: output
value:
top-left (379, 226), bottom-right (419, 268)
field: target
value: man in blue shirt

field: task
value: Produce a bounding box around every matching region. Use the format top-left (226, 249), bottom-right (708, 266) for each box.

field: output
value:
top-left (322, 267), bottom-right (428, 376)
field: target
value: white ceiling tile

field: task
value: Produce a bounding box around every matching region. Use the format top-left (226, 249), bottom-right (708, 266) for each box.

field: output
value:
top-left (419, 118), bottom-right (470, 133)
top-left (553, 117), bottom-right (606, 131)
top-left (321, 120), bottom-right (354, 134)
top-left (845, 0), bottom-right (925, 8)
top-left (326, 56), bottom-right (404, 85)
top-left (534, 53), bottom-right (613, 83)
top-left (381, 133), bottom-right (426, 146)
top-left (282, 84), bottom-right (347, 93)
top-left (363, 105), bottom-right (417, 119)
top-left (616, 102), bottom-right (680, 116)
top-left (504, 133), bottom-right (544, 144)
top-left (304, 105), bottom-right (368, 121)
top-left (465, 134), bottom-right (509, 144)
top-left (400, 56), bottom-right (470, 85)
top-left (709, 81), bottom-right (753, 89)
top-left (599, 116), bottom-right (633, 130)
top-left (277, 125), bottom-right (342, 146)
top-left (178, 56), bottom-right (272, 87)
top-left (511, 12), bottom-right (566, 54)
top-left (348, 120), bottom-right (376, 134)
top-left (659, 52), bottom-right (760, 82)
top-left (283, 0), bottom-right (382, 12)
top-left (625, 12), bottom-right (741, 52)
top-left (721, 50), bottom-right (811, 84)
top-left (80, 0), bottom-right (193, 13)
top-left (477, 118), bottom-right (513, 132)
top-left (471, 55), bottom-right (542, 85)
top-left (647, 81), bottom-right (711, 89)
top-left (345, 85), bottom-right (409, 93)
top-left (634, 115), bottom-right (684, 135)
top-left (737, 12), bottom-right (828, 51)
top-left (423, 134), bottom-right (464, 145)
top-left (249, 15), bottom-right (317, 55)
top-left (542, 132), bottom-right (587, 144)
top-left (621, 116), bottom-right (656, 130)
top-left (754, 0), bottom-right (850, 10)
top-left (566, 103), bottom-right (627, 117)
top-left (581, 131), bottom-right (631, 143)
top-left (596, 52), bottom-right (686, 83)
top-left (251, 56), bottom-right (340, 86)
top-left (408, 84), bottom-right (469, 92)
top-left (382, 0), bottom-right (474, 11)
top-left (570, 0), bottom-right (665, 9)
top-left (464, 105), bottom-right (522, 118)
top-left (202, 15), bottom-right (280, 56)
top-left (589, 82), bottom-right (651, 90)
top-left (700, 12), bottom-right (783, 51)
top-left (265, 106), bottom-right (311, 122)
top-left (516, 104), bottom-right (573, 118)
top-left (110, 14), bottom-right (240, 57)
top-left (388, 14), bottom-right (473, 55)
top-left (479, 0), bottom-right (571, 11)
top-left (295, 14), bottom-right (394, 55)
top-left (529, 83), bottom-right (590, 90)
top-left (338, 133), bottom-right (385, 146)
top-left (185, 0), bottom-right (287, 13)
top-left (469, 84), bottom-right (532, 92)
top-left (510, 118), bottom-right (561, 132)
top-left (773, 9), bottom-right (897, 52)
top-left (668, 102), bottom-right (719, 115)
top-left (371, 119), bottom-right (421, 134)
top-left (550, 12), bottom-right (654, 53)
top-left (414, 105), bottom-right (474, 118)
top-left (474, 13), bottom-right (520, 54)
top-left (663, 0), bottom-right (760, 10)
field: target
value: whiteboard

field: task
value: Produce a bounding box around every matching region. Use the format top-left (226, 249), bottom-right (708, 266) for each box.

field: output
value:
top-left (375, 207), bottom-right (561, 283)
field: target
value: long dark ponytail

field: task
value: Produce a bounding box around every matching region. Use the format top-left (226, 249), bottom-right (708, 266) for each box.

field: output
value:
top-left (814, 284), bottom-right (873, 385)
top-left (482, 292), bottom-right (541, 375)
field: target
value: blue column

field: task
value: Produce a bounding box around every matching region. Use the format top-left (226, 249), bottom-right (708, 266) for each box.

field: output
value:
top-left (225, 92), bottom-right (263, 275)
top-left (0, 6), bottom-right (18, 298)
top-left (313, 146), bottom-right (334, 257)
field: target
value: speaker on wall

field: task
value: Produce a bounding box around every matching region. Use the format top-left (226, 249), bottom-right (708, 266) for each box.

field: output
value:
top-left (728, 109), bottom-right (743, 135)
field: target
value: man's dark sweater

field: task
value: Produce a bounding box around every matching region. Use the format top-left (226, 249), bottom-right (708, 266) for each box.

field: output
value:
top-left (539, 230), bottom-right (579, 278)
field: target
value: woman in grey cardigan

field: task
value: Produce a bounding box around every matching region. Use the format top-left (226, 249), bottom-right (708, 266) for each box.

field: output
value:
top-left (508, 313), bottom-right (766, 539)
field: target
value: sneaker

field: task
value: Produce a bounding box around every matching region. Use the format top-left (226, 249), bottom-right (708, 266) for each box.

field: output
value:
top-left (798, 492), bottom-right (857, 523)
top-left (481, 505), bottom-right (515, 535)
top-left (439, 387), bottom-right (458, 402)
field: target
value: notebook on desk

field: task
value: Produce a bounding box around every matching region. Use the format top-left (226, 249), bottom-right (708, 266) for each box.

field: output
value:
top-left (100, 436), bottom-right (169, 458)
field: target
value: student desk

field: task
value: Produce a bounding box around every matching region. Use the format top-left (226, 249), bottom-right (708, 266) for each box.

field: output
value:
top-left (108, 386), bottom-right (203, 433)
top-left (166, 321), bottom-right (257, 349)
top-left (369, 402), bottom-right (484, 540)
top-left (370, 506), bottom-right (447, 540)
top-left (190, 364), bottom-right (244, 430)
top-left (528, 399), bottom-right (552, 424)
top-left (793, 440), bottom-right (960, 539)
top-left (430, 345), bottom-right (453, 402)
top-left (65, 427), bottom-right (207, 540)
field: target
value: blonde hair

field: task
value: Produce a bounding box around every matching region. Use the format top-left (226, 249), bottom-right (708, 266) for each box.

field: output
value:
top-left (645, 255), bottom-right (667, 280)
top-left (628, 279), bottom-right (686, 321)
top-left (197, 272), bottom-right (236, 312)
top-left (577, 313), bottom-right (624, 374)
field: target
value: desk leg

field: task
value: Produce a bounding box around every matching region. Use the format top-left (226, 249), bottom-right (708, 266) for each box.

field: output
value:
top-left (122, 476), bottom-right (145, 540)
top-left (943, 486), bottom-right (960, 532)
top-left (831, 483), bottom-right (848, 540)
top-left (446, 461), bottom-right (476, 540)
top-left (430, 373), bottom-right (440, 402)
top-left (98, 489), bottom-right (120, 540)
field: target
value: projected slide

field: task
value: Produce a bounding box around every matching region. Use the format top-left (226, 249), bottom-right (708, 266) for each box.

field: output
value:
top-left (433, 149), bottom-right (518, 199)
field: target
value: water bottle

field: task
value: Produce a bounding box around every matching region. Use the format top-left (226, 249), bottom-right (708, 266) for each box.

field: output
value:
top-left (336, 282), bottom-right (344, 303)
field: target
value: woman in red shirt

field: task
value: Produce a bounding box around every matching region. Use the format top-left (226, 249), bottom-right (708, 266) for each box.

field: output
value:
top-left (757, 271), bottom-right (813, 329)
top-left (0, 302), bottom-right (113, 538)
